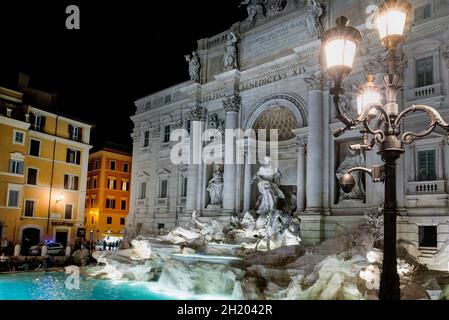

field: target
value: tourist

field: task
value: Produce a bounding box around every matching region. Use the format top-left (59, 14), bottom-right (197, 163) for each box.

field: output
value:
top-left (102, 241), bottom-right (106, 251)
top-left (1, 238), bottom-right (9, 254)
top-left (22, 238), bottom-right (31, 256)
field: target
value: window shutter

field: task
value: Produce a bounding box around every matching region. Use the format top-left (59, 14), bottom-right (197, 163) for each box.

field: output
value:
top-left (8, 160), bottom-right (13, 173)
top-left (40, 116), bottom-right (46, 132)
top-left (68, 124), bottom-right (73, 139)
top-left (18, 162), bottom-right (24, 175)
top-left (66, 149), bottom-right (71, 163)
top-left (30, 114), bottom-right (36, 128)
top-left (64, 175), bottom-right (69, 189)
top-left (78, 128), bottom-right (83, 142)
top-left (74, 176), bottom-right (79, 191)
top-left (76, 151), bottom-right (81, 165)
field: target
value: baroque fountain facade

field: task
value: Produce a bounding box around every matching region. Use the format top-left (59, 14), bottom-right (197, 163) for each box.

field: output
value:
top-left (98, 0), bottom-right (449, 299)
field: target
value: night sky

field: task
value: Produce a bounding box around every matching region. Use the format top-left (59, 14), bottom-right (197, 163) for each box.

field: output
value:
top-left (0, 0), bottom-right (246, 148)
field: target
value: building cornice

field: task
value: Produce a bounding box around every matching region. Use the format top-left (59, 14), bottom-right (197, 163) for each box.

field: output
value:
top-left (0, 116), bottom-right (31, 130)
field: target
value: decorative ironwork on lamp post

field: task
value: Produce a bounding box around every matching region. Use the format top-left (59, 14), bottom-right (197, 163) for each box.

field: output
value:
top-left (321, 0), bottom-right (449, 300)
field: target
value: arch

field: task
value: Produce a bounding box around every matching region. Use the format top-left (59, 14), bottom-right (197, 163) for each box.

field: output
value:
top-left (245, 93), bottom-right (308, 131)
top-left (19, 224), bottom-right (43, 246)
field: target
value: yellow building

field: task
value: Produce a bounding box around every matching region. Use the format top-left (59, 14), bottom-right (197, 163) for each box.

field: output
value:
top-left (85, 148), bottom-right (132, 244)
top-left (0, 84), bottom-right (92, 248)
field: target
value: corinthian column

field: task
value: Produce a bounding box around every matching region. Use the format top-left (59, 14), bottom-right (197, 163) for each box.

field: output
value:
top-left (243, 139), bottom-right (256, 213)
top-left (297, 138), bottom-right (307, 213)
top-left (186, 106), bottom-right (207, 211)
top-left (222, 95), bottom-right (240, 213)
top-left (304, 72), bottom-right (324, 213)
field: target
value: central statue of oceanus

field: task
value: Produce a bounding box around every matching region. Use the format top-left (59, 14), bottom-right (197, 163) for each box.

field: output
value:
top-left (252, 156), bottom-right (285, 217)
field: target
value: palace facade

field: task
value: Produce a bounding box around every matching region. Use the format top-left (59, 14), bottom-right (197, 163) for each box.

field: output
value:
top-left (127, 0), bottom-right (449, 266)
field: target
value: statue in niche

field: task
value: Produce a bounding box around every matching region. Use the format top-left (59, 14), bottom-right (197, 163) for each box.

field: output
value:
top-left (305, 0), bottom-right (324, 38)
top-left (224, 32), bottom-right (239, 70)
top-left (209, 114), bottom-right (225, 139)
top-left (239, 0), bottom-right (265, 25)
top-left (336, 149), bottom-right (366, 202)
top-left (185, 51), bottom-right (200, 82)
top-left (252, 155), bottom-right (285, 219)
top-left (207, 165), bottom-right (224, 206)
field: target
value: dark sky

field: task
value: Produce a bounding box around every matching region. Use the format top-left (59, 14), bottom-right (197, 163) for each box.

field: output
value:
top-left (0, 0), bottom-right (246, 148)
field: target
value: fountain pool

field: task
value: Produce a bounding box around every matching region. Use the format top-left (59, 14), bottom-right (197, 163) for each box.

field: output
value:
top-left (0, 271), bottom-right (230, 300)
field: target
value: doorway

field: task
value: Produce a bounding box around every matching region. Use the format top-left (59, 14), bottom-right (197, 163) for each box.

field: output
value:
top-left (55, 231), bottom-right (68, 247)
top-left (22, 228), bottom-right (40, 246)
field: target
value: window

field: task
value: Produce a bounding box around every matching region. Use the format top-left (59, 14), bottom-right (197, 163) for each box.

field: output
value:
top-left (416, 56), bottom-right (434, 87)
top-left (91, 216), bottom-right (94, 224)
top-left (27, 168), bottom-right (38, 185)
top-left (123, 163), bottom-right (129, 173)
top-left (94, 160), bottom-right (100, 169)
top-left (163, 125), bottom-right (171, 143)
top-left (106, 198), bottom-right (116, 209)
top-left (145, 102), bottom-right (152, 111)
top-left (64, 204), bottom-right (73, 220)
top-left (90, 197), bottom-right (96, 208)
top-left (139, 182), bottom-right (147, 200)
top-left (9, 159), bottom-right (24, 175)
top-left (69, 125), bottom-right (83, 142)
top-left (121, 180), bottom-right (129, 192)
top-left (418, 150), bottom-right (436, 181)
top-left (108, 178), bottom-right (117, 190)
top-left (419, 226), bottom-right (437, 248)
top-left (143, 131), bottom-right (150, 148)
top-left (107, 217), bottom-right (112, 225)
top-left (13, 131), bottom-right (25, 145)
top-left (181, 177), bottom-right (188, 197)
top-left (160, 180), bottom-right (168, 199)
top-left (64, 175), bottom-right (79, 191)
top-left (110, 161), bottom-right (116, 171)
top-left (29, 139), bottom-right (40, 157)
top-left (87, 179), bottom-right (91, 189)
top-left (7, 190), bottom-right (19, 208)
top-left (24, 200), bottom-right (35, 217)
top-left (120, 218), bottom-right (126, 225)
top-left (30, 114), bottom-right (45, 132)
top-left (121, 200), bottom-right (127, 210)
top-left (66, 148), bottom-right (81, 165)
top-left (165, 95), bottom-right (171, 104)
top-left (415, 4), bottom-right (431, 22)
top-left (93, 177), bottom-right (98, 189)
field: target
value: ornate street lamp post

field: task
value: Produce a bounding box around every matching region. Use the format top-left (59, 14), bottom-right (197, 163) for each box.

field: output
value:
top-left (321, 0), bottom-right (449, 300)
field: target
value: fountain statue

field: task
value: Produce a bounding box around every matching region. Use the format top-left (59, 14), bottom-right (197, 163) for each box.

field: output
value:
top-left (252, 155), bottom-right (285, 221)
top-left (207, 165), bottom-right (224, 207)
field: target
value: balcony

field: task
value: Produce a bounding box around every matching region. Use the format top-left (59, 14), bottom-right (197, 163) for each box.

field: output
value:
top-left (407, 180), bottom-right (446, 195)
top-left (406, 83), bottom-right (444, 105)
top-left (406, 180), bottom-right (449, 209)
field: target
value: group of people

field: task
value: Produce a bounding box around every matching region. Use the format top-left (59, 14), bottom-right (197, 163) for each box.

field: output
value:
top-left (97, 240), bottom-right (121, 251)
top-left (0, 253), bottom-right (56, 273)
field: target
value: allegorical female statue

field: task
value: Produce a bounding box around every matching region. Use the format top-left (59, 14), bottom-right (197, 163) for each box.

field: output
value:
top-left (207, 165), bottom-right (224, 206)
top-left (252, 156), bottom-right (285, 216)
top-left (239, 0), bottom-right (265, 25)
top-left (185, 51), bottom-right (200, 82)
top-left (306, 0), bottom-right (324, 38)
top-left (336, 149), bottom-right (366, 202)
top-left (224, 32), bottom-right (238, 70)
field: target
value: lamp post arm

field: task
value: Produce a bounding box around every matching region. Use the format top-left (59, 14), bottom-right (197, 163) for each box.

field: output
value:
top-left (394, 104), bottom-right (449, 144)
top-left (347, 167), bottom-right (373, 177)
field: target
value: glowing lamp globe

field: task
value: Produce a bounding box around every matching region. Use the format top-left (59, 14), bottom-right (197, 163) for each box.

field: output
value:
top-left (357, 75), bottom-right (382, 116)
top-left (375, 0), bottom-right (411, 47)
top-left (321, 17), bottom-right (362, 83)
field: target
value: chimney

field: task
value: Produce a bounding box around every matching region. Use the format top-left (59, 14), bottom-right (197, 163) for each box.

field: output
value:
top-left (18, 73), bottom-right (30, 90)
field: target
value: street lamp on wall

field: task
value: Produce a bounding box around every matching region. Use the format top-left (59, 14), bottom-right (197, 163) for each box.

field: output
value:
top-left (56, 193), bottom-right (64, 203)
top-left (321, 0), bottom-right (449, 300)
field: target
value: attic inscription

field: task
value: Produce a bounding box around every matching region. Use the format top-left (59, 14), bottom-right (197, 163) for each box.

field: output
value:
top-left (241, 18), bottom-right (306, 65)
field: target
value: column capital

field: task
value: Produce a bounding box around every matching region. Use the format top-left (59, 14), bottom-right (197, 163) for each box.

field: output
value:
top-left (131, 129), bottom-right (141, 143)
top-left (223, 95), bottom-right (241, 113)
top-left (441, 43), bottom-right (449, 68)
top-left (189, 106), bottom-right (208, 122)
top-left (297, 137), bottom-right (308, 148)
top-left (304, 71), bottom-right (325, 91)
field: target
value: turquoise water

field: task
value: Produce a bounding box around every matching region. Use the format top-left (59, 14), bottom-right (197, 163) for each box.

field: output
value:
top-left (0, 272), bottom-right (179, 300)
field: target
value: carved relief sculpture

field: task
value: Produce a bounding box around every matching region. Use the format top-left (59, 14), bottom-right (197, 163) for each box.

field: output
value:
top-left (224, 32), bottom-right (239, 70)
top-left (185, 51), bottom-right (201, 82)
top-left (336, 149), bottom-right (366, 202)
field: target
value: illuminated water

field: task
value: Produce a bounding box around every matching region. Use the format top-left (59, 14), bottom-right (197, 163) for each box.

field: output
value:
top-left (0, 271), bottom-right (213, 300)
